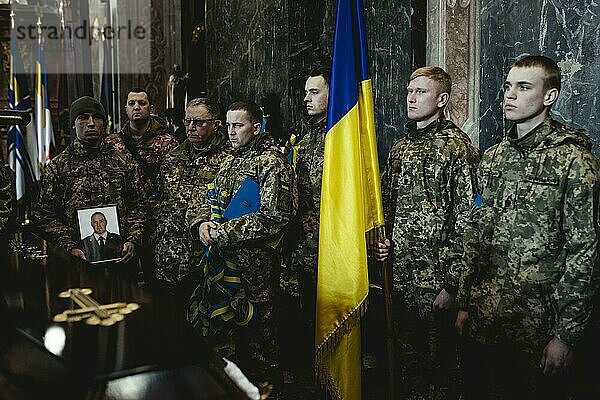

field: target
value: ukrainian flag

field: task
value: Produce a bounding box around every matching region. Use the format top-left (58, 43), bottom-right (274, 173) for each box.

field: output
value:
top-left (315, 0), bottom-right (384, 398)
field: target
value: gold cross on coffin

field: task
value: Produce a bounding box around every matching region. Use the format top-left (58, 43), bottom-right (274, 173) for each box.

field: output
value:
top-left (53, 288), bottom-right (140, 326)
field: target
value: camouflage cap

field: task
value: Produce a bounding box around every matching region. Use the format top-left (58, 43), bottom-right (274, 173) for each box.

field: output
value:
top-left (69, 96), bottom-right (106, 126)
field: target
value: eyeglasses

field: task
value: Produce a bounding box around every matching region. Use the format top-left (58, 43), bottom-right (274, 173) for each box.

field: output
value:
top-left (183, 118), bottom-right (217, 127)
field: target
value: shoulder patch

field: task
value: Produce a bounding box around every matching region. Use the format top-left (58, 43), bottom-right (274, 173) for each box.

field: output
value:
top-left (473, 193), bottom-right (482, 208)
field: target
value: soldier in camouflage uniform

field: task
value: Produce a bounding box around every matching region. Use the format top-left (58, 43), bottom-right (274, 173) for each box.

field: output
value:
top-left (375, 66), bottom-right (479, 399)
top-left (457, 56), bottom-right (600, 399)
top-left (279, 68), bottom-right (329, 399)
top-left (0, 164), bottom-right (13, 235)
top-left (105, 88), bottom-right (179, 193)
top-left (105, 88), bottom-right (178, 281)
top-left (289, 67), bottom-right (329, 335)
top-left (154, 98), bottom-right (231, 294)
top-left (34, 96), bottom-right (147, 264)
top-left (190, 100), bottom-right (297, 396)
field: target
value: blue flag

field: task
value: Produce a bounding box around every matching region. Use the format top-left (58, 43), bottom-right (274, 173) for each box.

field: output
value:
top-left (223, 177), bottom-right (260, 220)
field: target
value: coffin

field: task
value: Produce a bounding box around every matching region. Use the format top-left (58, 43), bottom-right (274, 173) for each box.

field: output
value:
top-left (0, 228), bottom-right (252, 400)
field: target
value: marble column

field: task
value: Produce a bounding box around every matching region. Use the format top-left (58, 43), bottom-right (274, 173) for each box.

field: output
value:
top-left (205, 0), bottom-right (290, 128)
top-left (427, 0), bottom-right (481, 148)
top-left (366, 0), bottom-right (413, 162)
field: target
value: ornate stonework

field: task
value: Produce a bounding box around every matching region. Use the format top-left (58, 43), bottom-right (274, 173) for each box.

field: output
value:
top-left (427, 0), bottom-right (480, 148)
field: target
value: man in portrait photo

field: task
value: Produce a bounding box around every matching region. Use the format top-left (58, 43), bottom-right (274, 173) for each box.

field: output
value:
top-left (80, 211), bottom-right (123, 262)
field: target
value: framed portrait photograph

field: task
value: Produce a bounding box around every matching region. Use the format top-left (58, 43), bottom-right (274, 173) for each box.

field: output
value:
top-left (76, 205), bottom-right (123, 264)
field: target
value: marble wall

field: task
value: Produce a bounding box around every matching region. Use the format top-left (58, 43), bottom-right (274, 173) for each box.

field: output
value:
top-left (204, 0), bottom-right (412, 160)
top-left (287, 0), bottom-right (335, 133)
top-left (479, 0), bottom-right (600, 153)
top-left (204, 0), bottom-right (600, 156)
top-left (205, 0), bottom-right (290, 142)
top-left (366, 0), bottom-right (413, 161)
top-left (120, 0), bottom-right (181, 120)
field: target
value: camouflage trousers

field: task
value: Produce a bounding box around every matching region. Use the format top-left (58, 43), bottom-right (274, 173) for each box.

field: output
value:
top-left (461, 337), bottom-right (573, 400)
top-left (210, 302), bottom-right (283, 399)
top-left (276, 270), bottom-right (322, 400)
top-left (393, 290), bottom-right (460, 400)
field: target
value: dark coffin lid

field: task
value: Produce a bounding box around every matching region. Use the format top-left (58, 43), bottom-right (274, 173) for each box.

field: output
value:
top-left (0, 229), bottom-right (249, 400)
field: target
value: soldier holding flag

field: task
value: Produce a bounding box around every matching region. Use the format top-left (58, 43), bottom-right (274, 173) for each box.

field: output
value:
top-left (375, 66), bottom-right (479, 399)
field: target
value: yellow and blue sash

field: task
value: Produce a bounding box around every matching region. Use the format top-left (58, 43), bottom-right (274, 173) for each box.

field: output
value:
top-left (188, 181), bottom-right (257, 338)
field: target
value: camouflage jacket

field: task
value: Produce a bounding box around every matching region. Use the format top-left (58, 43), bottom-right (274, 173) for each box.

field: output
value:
top-left (0, 164), bottom-right (13, 234)
top-left (460, 117), bottom-right (600, 349)
top-left (105, 115), bottom-right (179, 194)
top-left (381, 118), bottom-right (479, 294)
top-left (155, 132), bottom-right (232, 283)
top-left (33, 140), bottom-right (148, 252)
top-left (289, 117), bottom-right (326, 273)
top-left (187, 134), bottom-right (298, 303)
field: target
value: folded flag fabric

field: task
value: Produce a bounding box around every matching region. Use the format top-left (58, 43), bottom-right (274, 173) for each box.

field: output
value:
top-left (223, 177), bottom-right (260, 220)
top-left (188, 178), bottom-right (258, 342)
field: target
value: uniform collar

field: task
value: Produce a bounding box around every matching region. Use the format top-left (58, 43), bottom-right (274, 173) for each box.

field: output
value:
top-left (306, 115), bottom-right (327, 129)
top-left (233, 133), bottom-right (273, 156)
top-left (72, 138), bottom-right (109, 155)
top-left (405, 117), bottom-right (446, 140)
top-left (188, 131), bottom-right (229, 158)
top-left (508, 116), bottom-right (552, 151)
top-left (121, 116), bottom-right (166, 142)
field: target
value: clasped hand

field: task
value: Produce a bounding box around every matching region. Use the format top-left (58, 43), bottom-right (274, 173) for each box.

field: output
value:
top-left (199, 221), bottom-right (219, 246)
top-left (70, 241), bottom-right (135, 263)
top-left (116, 241), bottom-right (135, 263)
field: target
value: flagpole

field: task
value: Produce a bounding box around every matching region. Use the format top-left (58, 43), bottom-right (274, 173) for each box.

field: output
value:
top-left (377, 232), bottom-right (395, 400)
top-left (368, 225), bottom-right (395, 400)
top-left (36, 9), bottom-right (43, 171)
top-left (8, 2), bottom-right (41, 224)
top-left (8, 3), bottom-right (23, 222)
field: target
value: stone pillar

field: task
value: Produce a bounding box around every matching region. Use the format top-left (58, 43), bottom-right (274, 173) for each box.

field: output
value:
top-left (365, 0), bottom-right (412, 160)
top-left (427, 0), bottom-right (481, 148)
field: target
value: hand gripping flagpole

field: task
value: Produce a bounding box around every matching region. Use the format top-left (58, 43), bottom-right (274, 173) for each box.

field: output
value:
top-left (368, 225), bottom-right (395, 400)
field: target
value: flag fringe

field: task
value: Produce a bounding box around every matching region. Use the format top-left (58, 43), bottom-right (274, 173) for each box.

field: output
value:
top-left (316, 363), bottom-right (343, 400)
top-left (315, 295), bottom-right (369, 399)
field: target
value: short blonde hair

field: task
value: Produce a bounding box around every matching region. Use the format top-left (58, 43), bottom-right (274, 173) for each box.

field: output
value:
top-left (409, 66), bottom-right (452, 94)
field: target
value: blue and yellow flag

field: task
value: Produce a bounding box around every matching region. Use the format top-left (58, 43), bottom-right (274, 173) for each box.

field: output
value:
top-left (316, 0), bottom-right (384, 398)
top-left (8, 24), bottom-right (40, 201)
top-left (36, 30), bottom-right (55, 168)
